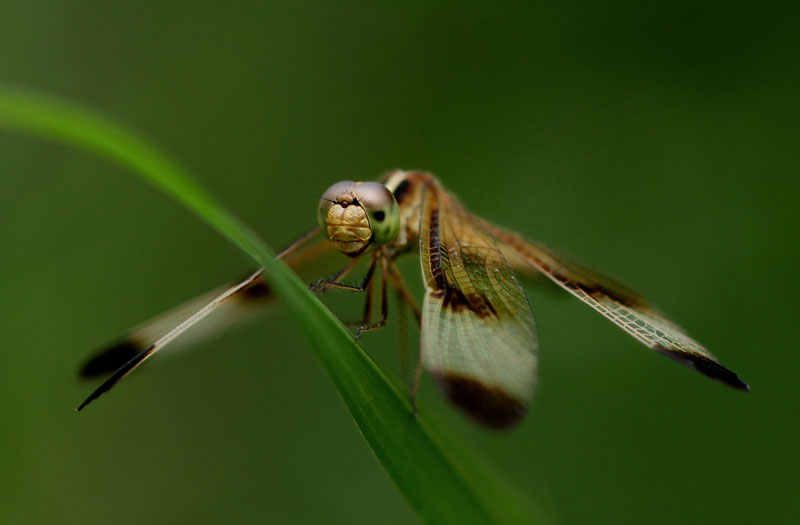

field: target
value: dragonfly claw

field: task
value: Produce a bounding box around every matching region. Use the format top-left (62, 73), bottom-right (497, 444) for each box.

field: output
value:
top-left (309, 279), bottom-right (327, 293)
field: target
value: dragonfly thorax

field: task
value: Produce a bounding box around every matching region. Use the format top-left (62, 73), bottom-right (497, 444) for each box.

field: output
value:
top-left (318, 180), bottom-right (401, 255)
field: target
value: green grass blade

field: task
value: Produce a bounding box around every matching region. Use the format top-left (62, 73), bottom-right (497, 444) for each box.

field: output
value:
top-left (0, 86), bottom-right (546, 524)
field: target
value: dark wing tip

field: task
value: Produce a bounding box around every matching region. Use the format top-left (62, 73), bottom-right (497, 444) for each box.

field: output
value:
top-left (78, 339), bottom-right (144, 379)
top-left (76, 344), bottom-right (155, 411)
top-left (76, 393), bottom-right (97, 412)
top-left (655, 347), bottom-right (750, 392)
top-left (433, 372), bottom-right (528, 429)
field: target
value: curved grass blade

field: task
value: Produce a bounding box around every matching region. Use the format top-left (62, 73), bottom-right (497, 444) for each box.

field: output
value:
top-left (0, 86), bottom-right (546, 524)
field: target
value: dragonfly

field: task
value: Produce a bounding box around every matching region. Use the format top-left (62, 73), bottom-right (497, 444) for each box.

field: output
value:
top-left (77, 170), bottom-right (749, 429)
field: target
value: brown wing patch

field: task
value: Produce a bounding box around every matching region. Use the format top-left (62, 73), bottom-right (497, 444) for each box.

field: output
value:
top-left (433, 372), bottom-right (526, 429)
top-left (423, 186), bottom-right (501, 320)
top-left (432, 287), bottom-right (499, 320)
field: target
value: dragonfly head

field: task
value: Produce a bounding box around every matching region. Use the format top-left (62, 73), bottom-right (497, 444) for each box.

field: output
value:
top-left (318, 180), bottom-right (400, 255)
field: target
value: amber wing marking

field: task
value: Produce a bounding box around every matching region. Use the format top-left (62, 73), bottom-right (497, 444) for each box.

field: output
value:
top-left (419, 184), bottom-right (539, 428)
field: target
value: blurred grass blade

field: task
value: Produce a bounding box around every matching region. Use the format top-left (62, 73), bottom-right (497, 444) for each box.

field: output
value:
top-left (0, 87), bottom-right (546, 524)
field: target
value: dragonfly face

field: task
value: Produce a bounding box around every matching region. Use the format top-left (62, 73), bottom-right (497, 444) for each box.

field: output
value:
top-left (78, 170), bottom-right (749, 429)
top-left (317, 181), bottom-right (401, 255)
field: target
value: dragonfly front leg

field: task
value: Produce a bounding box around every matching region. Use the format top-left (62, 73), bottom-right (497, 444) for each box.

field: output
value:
top-left (309, 256), bottom-right (373, 293)
top-left (344, 269), bottom-right (376, 329)
top-left (310, 256), bottom-right (390, 340)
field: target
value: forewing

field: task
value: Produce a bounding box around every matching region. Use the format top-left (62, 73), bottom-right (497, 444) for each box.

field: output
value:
top-left (477, 221), bottom-right (749, 391)
top-left (78, 227), bottom-right (345, 409)
top-left (80, 227), bottom-right (337, 378)
top-left (78, 278), bottom-right (269, 378)
top-left (419, 185), bottom-right (538, 429)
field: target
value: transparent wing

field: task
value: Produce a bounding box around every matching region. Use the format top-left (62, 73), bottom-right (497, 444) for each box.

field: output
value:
top-left (78, 277), bottom-right (270, 379)
top-left (419, 184), bottom-right (538, 429)
top-left (477, 220), bottom-right (749, 392)
top-left (77, 269), bottom-right (267, 410)
top-left (77, 226), bottom-right (344, 410)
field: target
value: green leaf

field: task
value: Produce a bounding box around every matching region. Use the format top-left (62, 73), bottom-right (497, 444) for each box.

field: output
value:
top-left (0, 86), bottom-right (547, 525)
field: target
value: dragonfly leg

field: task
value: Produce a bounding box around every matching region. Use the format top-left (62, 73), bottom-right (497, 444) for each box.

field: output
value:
top-left (354, 258), bottom-right (390, 340)
top-left (344, 271), bottom-right (376, 328)
top-left (385, 263), bottom-right (421, 325)
top-left (310, 256), bottom-right (373, 293)
top-left (393, 287), bottom-right (423, 416)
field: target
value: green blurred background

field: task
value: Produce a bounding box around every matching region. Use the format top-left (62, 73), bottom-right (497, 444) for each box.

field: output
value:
top-left (1, 2), bottom-right (797, 523)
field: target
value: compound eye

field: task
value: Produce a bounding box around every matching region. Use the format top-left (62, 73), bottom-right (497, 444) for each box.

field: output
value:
top-left (353, 182), bottom-right (400, 244)
top-left (317, 180), bottom-right (356, 236)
